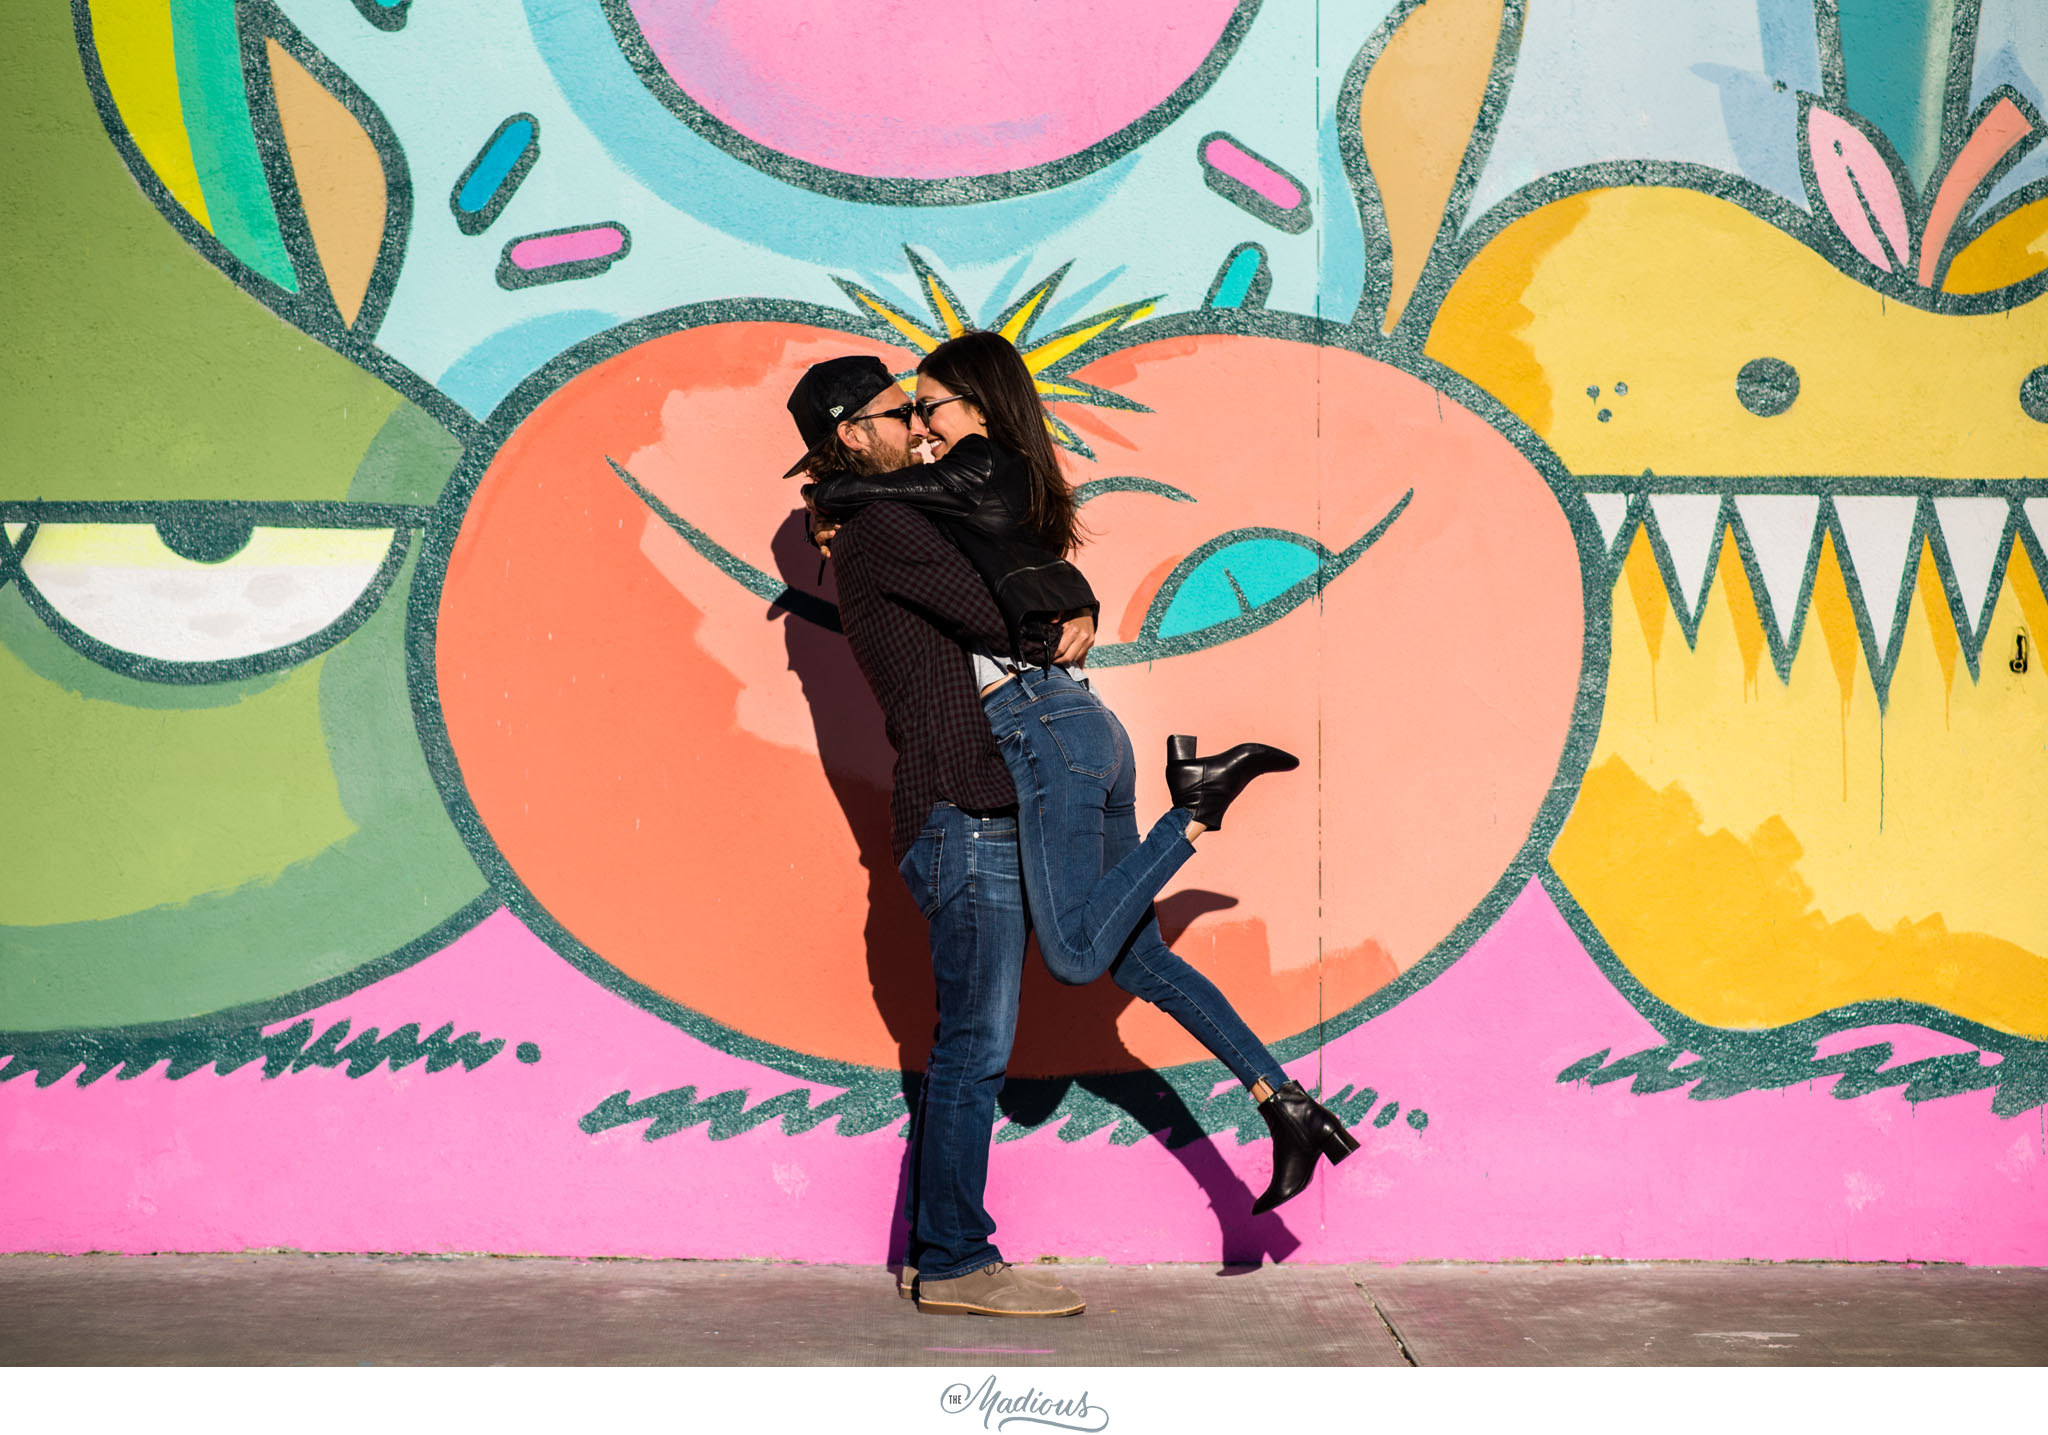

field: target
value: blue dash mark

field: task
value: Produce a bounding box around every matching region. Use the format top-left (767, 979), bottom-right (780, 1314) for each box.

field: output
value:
top-left (451, 115), bottom-right (540, 235)
top-left (1206, 243), bottom-right (1271, 309)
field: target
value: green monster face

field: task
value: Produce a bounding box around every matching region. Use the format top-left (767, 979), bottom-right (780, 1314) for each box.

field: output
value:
top-left (0, 415), bottom-right (489, 1034)
top-left (0, 3), bottom-right (486, 1034)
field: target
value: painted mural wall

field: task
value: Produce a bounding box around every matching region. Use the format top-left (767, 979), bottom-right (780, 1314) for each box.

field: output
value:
top-left (4, 0), bottom-right (2045, 1264)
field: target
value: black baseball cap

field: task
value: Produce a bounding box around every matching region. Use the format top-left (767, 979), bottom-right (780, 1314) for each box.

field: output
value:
top-left (783, 355), bottom-right (900, 477)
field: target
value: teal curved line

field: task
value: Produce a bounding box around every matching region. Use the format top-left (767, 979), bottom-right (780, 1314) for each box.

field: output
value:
top-left (1072, 476), bottom-right (1197, 507)
top-left (167, 0), bottom-right (294, 290)
top-left (607, 456), bottom-right (841, 633)
top-left (1089, 489), bottom-right (1414, 668)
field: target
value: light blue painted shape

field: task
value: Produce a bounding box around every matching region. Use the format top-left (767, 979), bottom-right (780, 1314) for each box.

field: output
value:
top-left (259, 0), bottom-right (1396, 396)
top-left (436, 310), bottom-right (620, 418)
top-left (1158, 537), bottom-right (1322, 638)
top-left (1468, 0), bottom-right (1823, 219)
top-left (1837, 0), bottom-right (1959, 192)
top-left (1211, 245), bottom-right (1265, 307)
top-left (457, 118), bottom-right (536, 214)
top-left (1970, 0), bottom-right (2048, 212)
top-left (1314, 98), bottom-right (1366, 321)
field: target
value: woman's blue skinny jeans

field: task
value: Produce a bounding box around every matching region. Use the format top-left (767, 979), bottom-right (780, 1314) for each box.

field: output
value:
top-left (981, 666), bottom-right (1286, 1089)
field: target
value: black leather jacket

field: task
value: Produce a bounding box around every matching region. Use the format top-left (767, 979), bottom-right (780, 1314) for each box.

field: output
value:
top-left (806, 434), bottom-right (1098, 666)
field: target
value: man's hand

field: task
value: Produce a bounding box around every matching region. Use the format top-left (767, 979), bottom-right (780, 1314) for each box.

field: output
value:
top-left (806, 506), bottom-right (840, 558)
top-left (1054, 611), bottom-right (1095, 667)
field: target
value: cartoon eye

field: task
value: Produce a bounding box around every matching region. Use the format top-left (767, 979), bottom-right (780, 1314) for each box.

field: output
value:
top-left (1090, 491), bottom-right (1411, 667)
top-left (1154, 533), bottom-right (1327, 639)
top-left (7, 519), bottom-right (406, 678)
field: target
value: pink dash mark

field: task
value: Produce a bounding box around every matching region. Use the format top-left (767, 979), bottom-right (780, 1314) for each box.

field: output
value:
top-left (926, 1347), bottom-right (1057, 1355)
top-left (1203, 136), bottom-right (1302, 209)
top-left (509, 226), bottom-right (627, 271)
top-left (1807, 108), bottom-right (1912, 272)
top-left (1921, 97), bottom-right (2038, 287)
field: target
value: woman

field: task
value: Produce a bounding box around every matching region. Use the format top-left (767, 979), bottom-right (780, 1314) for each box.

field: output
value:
top-left (805, 331), bottom-right (1357, 1214)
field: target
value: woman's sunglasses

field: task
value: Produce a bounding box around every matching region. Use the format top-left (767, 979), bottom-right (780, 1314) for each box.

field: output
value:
top-left (847, 393), bottom-right (977, 427)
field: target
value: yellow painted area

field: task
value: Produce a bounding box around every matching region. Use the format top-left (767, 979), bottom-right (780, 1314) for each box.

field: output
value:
top-left (1428, 186), bottom-right (2048, 476)
top-left (852, 292), bottom-right (938, 351)
top-left (1022, 310), bottom-right (1144, 372)
top-left (925, 276), bottom-right (962, 336)
top-left (999, 286), bottom-right (1048, 341)
top-left (25, 524), bottom-right (394, 569)
top-left (1359, 0), bottom-right (1504, 331)
top-left (1425, 192), bottom-right (1589, 435)
top-left (1944, 196), bottom-right (2048, 293)
top-left (266, 40), bottom-right (386, 328)
top-left (88, 0), bottom-right (210, 228)
top-left (1552, 528), bottom-right (2048, 1037)
top-left (0, 643), bottom-right (357, 926)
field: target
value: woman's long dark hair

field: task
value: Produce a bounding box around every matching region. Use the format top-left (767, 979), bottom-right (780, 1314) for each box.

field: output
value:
top-left (918, 331), bottom-right (1082, 556)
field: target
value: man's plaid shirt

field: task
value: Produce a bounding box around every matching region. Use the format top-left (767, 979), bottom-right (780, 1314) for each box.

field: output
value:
top-left (831, 501), bottom-right (1018, 862)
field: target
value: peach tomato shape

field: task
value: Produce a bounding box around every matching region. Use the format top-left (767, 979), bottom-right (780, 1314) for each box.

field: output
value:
top-left (429, 315), bottom-right (1588, 1076)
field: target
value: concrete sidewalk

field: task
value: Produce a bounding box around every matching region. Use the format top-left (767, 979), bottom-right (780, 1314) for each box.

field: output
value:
top-left (1, 1255), bottom-right (2043, 1366)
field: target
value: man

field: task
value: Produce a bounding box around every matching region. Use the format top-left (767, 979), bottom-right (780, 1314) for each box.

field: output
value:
top-left (783, 356), bottom-right (1091, 1317)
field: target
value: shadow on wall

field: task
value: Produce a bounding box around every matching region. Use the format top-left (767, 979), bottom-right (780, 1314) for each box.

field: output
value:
top-left (768, 508), bottom-right (1300, 1267)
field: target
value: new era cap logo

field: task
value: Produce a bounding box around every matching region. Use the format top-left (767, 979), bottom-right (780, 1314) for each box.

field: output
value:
top-left (829, 404), bottom-right (845, 417)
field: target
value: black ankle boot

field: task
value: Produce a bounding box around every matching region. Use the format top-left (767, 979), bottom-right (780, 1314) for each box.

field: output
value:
top-left (1165, 736), bottom-right (1299, 830)
top-left (1252, 1080), bottom-right (1360, 1214)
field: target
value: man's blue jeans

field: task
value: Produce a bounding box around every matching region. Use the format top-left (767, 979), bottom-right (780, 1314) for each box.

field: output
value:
top-left (898, 801), bottom-right (1029, 1283)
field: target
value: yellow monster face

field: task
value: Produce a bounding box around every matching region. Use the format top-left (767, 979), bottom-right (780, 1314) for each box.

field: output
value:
top-left (1429, 185), bottom-right (2048, 1041)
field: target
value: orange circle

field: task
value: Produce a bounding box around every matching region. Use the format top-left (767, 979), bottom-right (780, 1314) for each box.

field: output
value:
top-left (435, 319), bottom-right (1585, 1075)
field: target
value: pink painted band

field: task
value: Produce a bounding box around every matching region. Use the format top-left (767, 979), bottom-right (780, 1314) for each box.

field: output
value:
top-left (1807, 109), bottom-right (1910, 273)
top-left (1922, 97), bottom-right (2035, 288)
top-left (1203, 137), bottom-right (1301, 209)
top-left (510, 227), bottom-right (626, 270)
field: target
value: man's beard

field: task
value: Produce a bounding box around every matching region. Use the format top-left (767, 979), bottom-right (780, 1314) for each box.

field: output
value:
top-left (849, 425), bottom-right (910, 475)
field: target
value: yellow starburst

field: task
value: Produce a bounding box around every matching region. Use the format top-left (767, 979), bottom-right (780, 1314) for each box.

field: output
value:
top-left (833, 248), bottom-right (1156, 458)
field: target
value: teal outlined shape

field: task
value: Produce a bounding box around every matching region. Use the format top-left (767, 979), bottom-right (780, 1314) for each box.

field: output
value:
top-left (0, 503), bottom-right (421, 685)
top-left (1544, 869), bottom-right (2048, 1117)
top-left (404, 298), bottom-right (1609, 1132)
top-left (599, 0), bottom-right (1265, 206)
top-left (236, 0), bottom-right (415, 340)
top-left (1336, 0), bottom-right (1527, 342)
top-left (0, 894), bottom-right (503, 1084)
top-left (0, 532), bottom-right (491, 1032)
top-left (1570, 475), bottom-right (2048, 697)
top-left (70, 0), bottom-right (469, 438)
top-left (167, 0), bottom-right (294, 290)
top-left (1837, 0), bottom-right (1977, 191)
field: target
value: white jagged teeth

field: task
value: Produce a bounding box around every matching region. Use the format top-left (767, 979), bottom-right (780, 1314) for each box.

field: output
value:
top-left (1733, 494), bottom-right (1821, 649)
top-left (1583, 491), bottom-right (1630, 557)
top-left (1932, 497), bottom-right (2009, 639)
top-left (2026, 499), bottom-right (2048, 559)
top-left (1833, 495), bottom-right (1921, 668)
top-left (1604, 486), bottom-right (2042, 683)
top-left (1647, 494), bottom-right (1724, 626)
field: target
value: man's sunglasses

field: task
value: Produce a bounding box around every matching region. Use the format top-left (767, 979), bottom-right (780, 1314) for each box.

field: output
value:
top-left (845, 393), bottom-right (976, 427)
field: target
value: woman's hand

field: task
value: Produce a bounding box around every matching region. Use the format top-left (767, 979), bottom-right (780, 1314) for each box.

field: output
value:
top-left (1054, 612), bottom-right (1096, 667)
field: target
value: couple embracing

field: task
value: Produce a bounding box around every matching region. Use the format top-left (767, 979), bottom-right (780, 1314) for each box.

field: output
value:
top-left (783, 332), bottom-right (1358, 1318)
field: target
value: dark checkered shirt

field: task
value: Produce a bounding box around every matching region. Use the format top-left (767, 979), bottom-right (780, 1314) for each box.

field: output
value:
top-left (831, 501), bottom-right (1018, 862)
